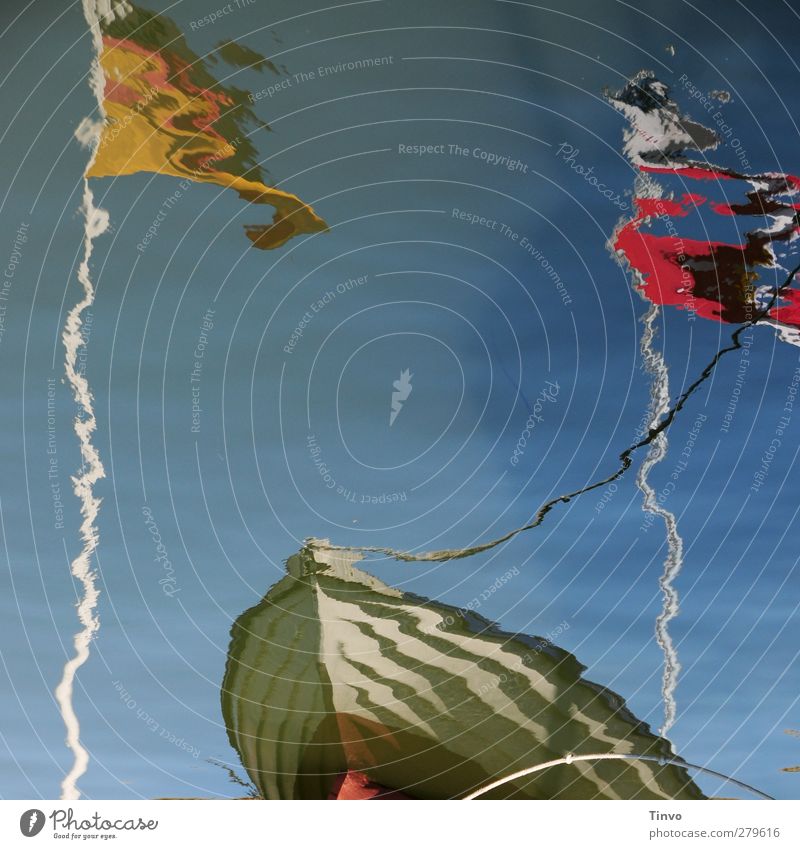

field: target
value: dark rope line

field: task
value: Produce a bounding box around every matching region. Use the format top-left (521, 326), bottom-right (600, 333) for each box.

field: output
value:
top-left (313, 262), bottom-right (800, 563)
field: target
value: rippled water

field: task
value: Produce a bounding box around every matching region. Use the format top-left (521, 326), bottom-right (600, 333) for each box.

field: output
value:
top-left (1, 0), bottom-right (799, 800)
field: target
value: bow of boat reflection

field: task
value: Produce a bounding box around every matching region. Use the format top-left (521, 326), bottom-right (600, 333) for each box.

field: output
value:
top-left (220, 543), bottom-right (706, 800)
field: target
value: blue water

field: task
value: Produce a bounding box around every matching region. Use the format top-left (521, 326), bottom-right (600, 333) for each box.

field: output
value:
top-left (1, 0), bottom-right (798, 799)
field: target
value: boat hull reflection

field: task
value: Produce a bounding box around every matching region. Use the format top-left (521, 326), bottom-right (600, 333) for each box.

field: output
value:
top-left (221, 545), bottom-right (704, 800)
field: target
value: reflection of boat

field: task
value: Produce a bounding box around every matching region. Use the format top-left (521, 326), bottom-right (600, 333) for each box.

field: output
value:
top-left (221, 544), bottom-right (705, 799)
